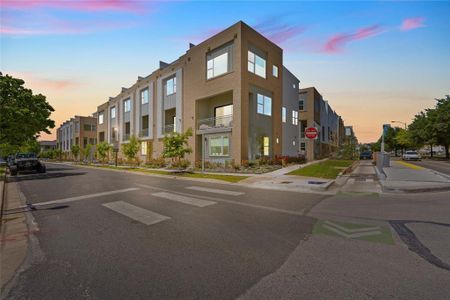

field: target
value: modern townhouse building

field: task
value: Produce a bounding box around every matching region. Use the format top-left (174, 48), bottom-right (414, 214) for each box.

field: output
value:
top-left (97, 21), bottom-right (305, 164)
top-left (298, 87), bottom-right (344, 161)
top-left (39, 140), bottom-right (57, 152)
top-left (56, 115), bottom-right (97, 159)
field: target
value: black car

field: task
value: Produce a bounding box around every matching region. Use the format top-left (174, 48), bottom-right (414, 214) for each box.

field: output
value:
top-left (359, 151), bottom-right (373, 160)
top-left (8, 153), bottom-right (46, 176)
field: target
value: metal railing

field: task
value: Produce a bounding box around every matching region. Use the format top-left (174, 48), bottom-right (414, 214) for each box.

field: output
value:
top-left (139, 128), bottom-right (149, 137)
top-left (197, 114), bottom-right (233, 131)
top-left (163, 124), bottom-right (175, 134)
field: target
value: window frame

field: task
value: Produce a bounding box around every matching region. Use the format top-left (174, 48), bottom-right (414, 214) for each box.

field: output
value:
top-left (263, 136), bottom-right (270, 156)
top-left (166, 77), bottom-right (176, 96)
top-left (292, 110), bottom-right (298, 125)
top-left (123, 99), bottom-right (131, 113)
top-left (257, 93), bottom-right (272, 116)
top-left (208, 135), bottom-right (230, 157)
top-left (248, 50), bottom-right (266, 79)
top-left (282, 107), bottom-right (286, 123)
top-left (272, 65), bottom-right (278, 78)
top-left (140, 88), bottom-right (149, 105)
top-left (110, 106), bottom-right (116, 119)
top-left (141, 141), bottom-right (147, 155)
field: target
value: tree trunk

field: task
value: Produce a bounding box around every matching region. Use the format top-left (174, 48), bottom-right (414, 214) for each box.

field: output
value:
top-left (430, 143), bottom-right (433, 158)
top-left (445, 144), bottom-right (449, 159)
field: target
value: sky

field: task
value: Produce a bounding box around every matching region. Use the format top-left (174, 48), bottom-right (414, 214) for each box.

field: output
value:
top-left (1, 0), bottom-right (449, 143)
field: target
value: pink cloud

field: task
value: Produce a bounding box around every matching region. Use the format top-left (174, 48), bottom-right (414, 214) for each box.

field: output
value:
top-left (323, 25), bottom-right (382, 54)
top-left (8, 71), bottom-right (78, 90)
top-left (254, 17), bottom-right (306, 44)
top-left (1, 0), bottom-right (145, 12)
top-left (400, 17), bottom-right (425, 31)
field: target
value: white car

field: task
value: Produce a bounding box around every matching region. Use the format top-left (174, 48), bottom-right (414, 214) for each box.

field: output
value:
top-left (402, 150), bottom-right (421, 161)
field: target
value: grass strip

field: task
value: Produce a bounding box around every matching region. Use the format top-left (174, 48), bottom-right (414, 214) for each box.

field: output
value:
top-left (288, 160), bottom-right (354, 179)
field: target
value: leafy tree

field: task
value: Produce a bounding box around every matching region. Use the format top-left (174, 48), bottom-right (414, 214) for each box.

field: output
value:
top-left (83, 144), bottom-right (93, 162)
top-left (394, 128), bottom-right (414, 151)
top-left (162, 128), bottom-right (193, 165)
top-left (71, 145), bottom-right (80, 161)
top-left (96, 141), bottom-right (112, 162)
top-left (408, 111), bottom-right (437, 157)
top-left (431, 95), bottom-right (450, 158)
top-left (0, 73), bottom-right (55, 151)
top-left (121, 135), bottom-right (140, 164)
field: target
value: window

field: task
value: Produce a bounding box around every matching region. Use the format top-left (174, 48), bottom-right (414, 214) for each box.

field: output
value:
top-left (299, 99), bottom-right (305, 111)
top-left (248, 50), bottom-right (266, 78)
top-left (282, 107), bottom-right (286, 123)
top-left (293, 84), bottom-right (296, 89)
top-left (322, 126), bottom-right (325, 141)
top-left (83, 137), bottom-right (88, 148)
top-left (166, 77), bottom-right (176, 95)
top-left (300, 142), bottom-right (306, 151)
top-left (141, 141), bottom-right (147, 155)
top-left (206, 43), bottom-right (232, 80)
top-left (263, 137), bottom-right (269, 156)
top-left (257, 94), bottom-right (272, 116)
top-left (124, 99), bottom-right (131, 113)
top-left (98, 112), bottom-right (104, 124)
top-left (110, 106), bottom-right (116, 119)
top-left (99, 132), bottom-right (105, 142)
top-left (292, 110), bottom-right (298, 125)
top-left (209, 135), bottom-right (230, 156)
top-left (125, 122), bottom-right (130, 135)
top-left (215, 104), bottom-right (233, 126)
top-left (83, 124), bottom-right (92, 131)
top-left (272, 65), bottom-right (278, 77)
top-left (141, 89), bottom-right (149, 104)
top-left (293, 140), bottom-right (296, 146)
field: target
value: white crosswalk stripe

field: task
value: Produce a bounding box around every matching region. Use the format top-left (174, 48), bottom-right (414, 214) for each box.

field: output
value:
top-left (185, 186), bottom-right (244, 196)
top-left (102, 201), bottom-right (170, 225)
top-left (152, 192), bottom-right (216, 208)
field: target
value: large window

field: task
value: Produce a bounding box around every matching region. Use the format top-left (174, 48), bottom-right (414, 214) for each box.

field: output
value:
top-left (209, 135), bottom-right (229, 156)
top-left (110, 107), bottom-right (116, 119)
top-left (166, 77), bottom-right (176, 95)
top-left (257, 94), bottom-right (272, 116)
top-left (292, 110), bottom-right (298, 125)
top-left (98, 112), bottom-right (104, 125)
top-left (272, 65), bottom-right (278, 78)
top-left (248, 50), bottom-right (266, 78)
top-left (207, 43), bottom-right (232, 80)
top-left (282, 107), bottom-right (286, 123)
top-left (263, 136), bottom-right (269, 156)
top-left (124, 99), bottom-right (131, 112)
top-left (141, 89), bottom-right (149, 104)
top-left (214, 104), bottom-right (233, 127)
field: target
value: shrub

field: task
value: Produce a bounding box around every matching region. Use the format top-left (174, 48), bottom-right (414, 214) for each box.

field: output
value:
top-left (121, 135), bottom-right (140, 165)
top-left (145, 157), bottom-right (166, 168)
top-left (170, 158), bottom-right (191, 170)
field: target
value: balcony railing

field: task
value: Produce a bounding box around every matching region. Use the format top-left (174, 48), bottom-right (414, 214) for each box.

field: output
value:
top-left (139, 128), bottom-right (149, 137)
top-left (163, 124), bottom-right (176, 134)
top-left (197, 114), bottom-right (233, 131)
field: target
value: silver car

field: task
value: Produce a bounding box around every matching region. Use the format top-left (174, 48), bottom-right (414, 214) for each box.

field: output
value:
top-left (402, 150), bottom-right (421, 161)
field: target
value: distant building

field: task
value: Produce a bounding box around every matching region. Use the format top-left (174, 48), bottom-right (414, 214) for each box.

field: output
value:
top-left (39, 140), bottom-right (57, 152)
top-left (56, 115), bottom-right (97, 159)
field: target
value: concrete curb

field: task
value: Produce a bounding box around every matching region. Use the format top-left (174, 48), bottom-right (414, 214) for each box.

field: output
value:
top-left (380, 181), bottom-right (450, 193)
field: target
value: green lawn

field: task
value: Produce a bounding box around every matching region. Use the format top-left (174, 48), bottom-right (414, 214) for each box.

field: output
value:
top-left (90, 165), bottom-right (248, 183)
top-left (288, 160), bottom-right (354, 179)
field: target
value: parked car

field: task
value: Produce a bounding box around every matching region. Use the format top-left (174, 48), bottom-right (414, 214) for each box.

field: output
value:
top-left (402, 150), bottom-right (421, 161)
top-left (8, 153), bottom-right (46, 176)
top-left (359, 151), bottom-right (373, 160)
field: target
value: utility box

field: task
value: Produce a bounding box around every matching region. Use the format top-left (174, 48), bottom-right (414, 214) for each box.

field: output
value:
top-left (375, 152), bottom-right (390, 171)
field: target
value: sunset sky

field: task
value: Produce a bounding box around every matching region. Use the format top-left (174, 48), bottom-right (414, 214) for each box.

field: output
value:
top-left (1, 0), bottom-right (449, 143)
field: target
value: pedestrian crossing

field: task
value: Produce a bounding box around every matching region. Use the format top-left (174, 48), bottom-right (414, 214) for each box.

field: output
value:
top-left (102, 186), bottom-right (241, 226)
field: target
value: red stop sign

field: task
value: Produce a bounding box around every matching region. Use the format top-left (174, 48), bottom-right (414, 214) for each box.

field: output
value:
top-left (305, 127), bottom-right (318, 139)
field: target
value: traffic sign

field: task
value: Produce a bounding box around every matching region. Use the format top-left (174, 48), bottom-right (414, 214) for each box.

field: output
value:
top-left (305, 127), bottom-right (318, 139)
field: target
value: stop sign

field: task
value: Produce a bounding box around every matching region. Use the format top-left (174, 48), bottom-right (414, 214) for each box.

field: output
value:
top-left (305, 127), bottom-right (318, 139)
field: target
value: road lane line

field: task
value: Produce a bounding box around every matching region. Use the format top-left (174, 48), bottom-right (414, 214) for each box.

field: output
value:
top-left (31, 188), bottom-right (140, 207)
top-left (185, 186), bottom-right (244, 196)
top-left (137, 184), bottom-right (303, 216)
top-left (152, 192), bottom-right (217, 208)
top-left (102, 201), bottom-right (170, 225)
top-left (396, 161), bottom-right (424, 170)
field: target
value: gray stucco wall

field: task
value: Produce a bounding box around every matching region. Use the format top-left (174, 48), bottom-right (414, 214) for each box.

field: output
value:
top-left (282, 67), bottom-right (300, 156)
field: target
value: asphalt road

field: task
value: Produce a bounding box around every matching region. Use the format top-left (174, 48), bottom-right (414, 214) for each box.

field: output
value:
top-left (5, 163), bottom-right (324, 299)
top-left (410, 159), bottom-right (450, 176)
top-left (4, 163), bottom-right (450, 299)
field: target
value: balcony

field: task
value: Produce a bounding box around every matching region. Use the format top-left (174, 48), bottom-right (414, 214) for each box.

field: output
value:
top-left (139, 128), bottom-right (149, 137)
top-left (163, 124), bottom-right (176, 134)
top-left (197, 114), bottom-right (233, 134)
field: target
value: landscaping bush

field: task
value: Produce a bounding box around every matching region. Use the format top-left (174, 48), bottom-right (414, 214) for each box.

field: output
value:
top-left (145, 157), bottom-right (166, 168)
top-left (169, 158), bottom-right (191, 170)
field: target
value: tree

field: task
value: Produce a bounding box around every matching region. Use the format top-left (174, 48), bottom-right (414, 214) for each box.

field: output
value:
top-left (162, 128), bottom-right (193, 165)
top-left (71, 145), bottom-right (80, 161)
top-left (394, 128), bottom-right (414, 152)
top-left (431, 95), bottom-right (450, 158)
top-left (83, 144), bottom-right (93, 162)
top-left (96, 142), bottom-right (112, 162)
top-left (408, 111), bottom-right (437, 157)
top-left (121, 135), bottom-right (140, 164)
top-left (0, 73), bottom-right (55, 153)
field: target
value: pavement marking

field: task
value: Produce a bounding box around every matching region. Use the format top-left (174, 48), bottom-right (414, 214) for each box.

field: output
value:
top-left (396, 161), bottom-right (425, 170)
top-left (152, 192), bottom-right (217, 208)
top-left (185, 186), bottom-right (244, 196)
top-left (365, 178), bottom-right (374, 182)
top-left (102, 201), bottom-right (170, 225)
top-left (137, 183), bottom-right (304, 216)
top-left (313, 220), bottom-right (394, 244)
top-left (30, 188), bottom-right (140, 207)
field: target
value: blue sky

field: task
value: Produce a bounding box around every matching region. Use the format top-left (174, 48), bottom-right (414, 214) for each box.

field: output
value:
top-left (1, 0), bottom-right (449, 142)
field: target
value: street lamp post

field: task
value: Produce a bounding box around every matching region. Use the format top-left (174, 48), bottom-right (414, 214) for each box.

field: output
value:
top-left (391, 120), bottom-right (407, 129)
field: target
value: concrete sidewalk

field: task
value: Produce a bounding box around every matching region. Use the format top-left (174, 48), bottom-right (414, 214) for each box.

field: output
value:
top-left (380, 160), bottom-right (450, 193)
top-left (240, 159), bottom-right (335, 194)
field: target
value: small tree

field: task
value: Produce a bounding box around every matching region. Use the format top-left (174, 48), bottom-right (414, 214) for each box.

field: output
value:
top-left (71, 145), bottom-right (80, 161)
top-left (96, 141), bottom-right (112, 163)
top-left (162, 128), bottom-right (193, 165)
top-left (83, 144), bottom-right (93, 163)
top-left (121, 135), bottom-right (140, 165)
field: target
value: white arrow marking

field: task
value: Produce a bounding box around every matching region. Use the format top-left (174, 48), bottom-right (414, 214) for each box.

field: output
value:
top-left (323, 224), bottom-right (382, 239)
top-left (324, 221), bottom-right (380, 233)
